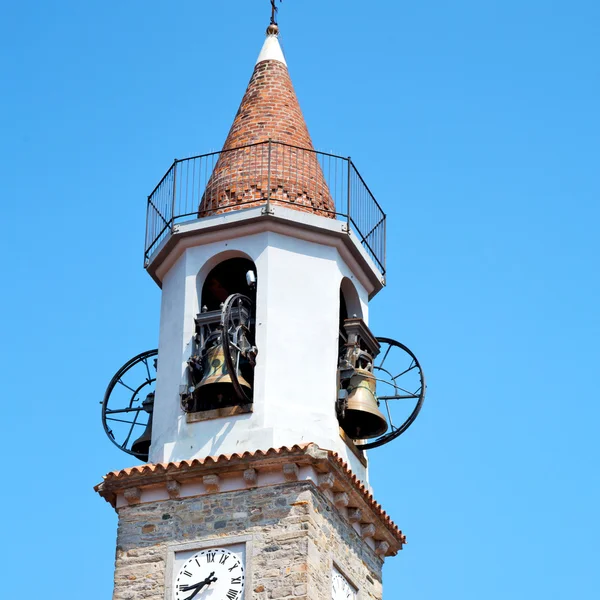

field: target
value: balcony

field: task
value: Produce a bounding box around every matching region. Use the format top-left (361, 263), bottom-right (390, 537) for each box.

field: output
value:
top-left (145, 140), bottom-right (386, 275)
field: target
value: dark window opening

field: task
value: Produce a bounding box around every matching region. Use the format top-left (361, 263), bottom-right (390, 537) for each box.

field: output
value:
top-left (201, 258), bottom-right (257, 311)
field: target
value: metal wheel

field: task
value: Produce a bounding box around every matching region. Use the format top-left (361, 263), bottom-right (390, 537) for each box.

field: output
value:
top-left (101, 349), bottom-right (157, 458)
top-left (355, 338), bottom-right (426, 450)
top-left (221, 294), bottom-right (256, 404)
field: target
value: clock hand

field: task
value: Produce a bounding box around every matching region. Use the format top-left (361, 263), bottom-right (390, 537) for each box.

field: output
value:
top-left (200, 572), bottom-right (217, 586)
top-left (180, 572), bottom-right (218, 591)
top-left (184, 585), bottom-right (205, 600)
top-left (181, 572), bottom-right (218, 600)
top-left (179, 581), bottom-right (207, 592)
top-left (179, 583), bottom-right (202, 592)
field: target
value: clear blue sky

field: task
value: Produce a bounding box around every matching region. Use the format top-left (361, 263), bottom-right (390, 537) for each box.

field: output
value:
top-left (1, 1), bottom-right (599, 598)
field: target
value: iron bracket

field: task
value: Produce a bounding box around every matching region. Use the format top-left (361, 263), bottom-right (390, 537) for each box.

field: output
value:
top-left (336, 389), bottom-right (349, 420)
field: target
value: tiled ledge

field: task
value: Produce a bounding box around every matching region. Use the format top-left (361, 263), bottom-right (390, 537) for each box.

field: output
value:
top-left (95, 443), bottom-right (404, 557)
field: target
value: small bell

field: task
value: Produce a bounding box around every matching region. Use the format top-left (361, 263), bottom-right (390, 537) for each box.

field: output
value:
top-left (338, 370), bottom-right (388, 440)
top-left (131, 392), bottom-right (155, 461)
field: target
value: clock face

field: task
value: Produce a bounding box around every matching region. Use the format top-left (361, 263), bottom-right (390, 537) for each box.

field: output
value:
top-left (332, 569), bottom-right (356, 600)
top-left (174, 548), bottom-right (245, 600)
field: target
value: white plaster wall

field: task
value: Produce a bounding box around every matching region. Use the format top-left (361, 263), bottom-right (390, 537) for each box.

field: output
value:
top-left (149, 230), bottom-right (370, 482)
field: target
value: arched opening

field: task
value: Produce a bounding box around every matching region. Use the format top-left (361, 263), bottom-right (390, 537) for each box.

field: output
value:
top-left (338, 278), bottom-right (363, 362)
top-left (184, 257), bottom-right (258, 413)
top-left (336, 278), bottom-right (387, 441)
top-left (340, 278), bottom-right (362, 320)
top-left (201, 257), bottom-right (257, 311)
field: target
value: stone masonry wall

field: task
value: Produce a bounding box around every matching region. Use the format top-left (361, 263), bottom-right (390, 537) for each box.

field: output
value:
top-left (113, 482), bottom-right (383, 600)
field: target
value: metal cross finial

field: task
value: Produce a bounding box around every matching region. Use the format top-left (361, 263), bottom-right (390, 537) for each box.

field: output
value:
top-left (270, 0), bottom-right (282, 25)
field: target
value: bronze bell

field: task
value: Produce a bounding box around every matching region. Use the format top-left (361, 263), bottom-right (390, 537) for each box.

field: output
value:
top-left (197, 343), bottom-right (252, 407)
top-left (339, 369), bottom-right (388, 440)
top-left (131, 392), bottom-right (154, 461)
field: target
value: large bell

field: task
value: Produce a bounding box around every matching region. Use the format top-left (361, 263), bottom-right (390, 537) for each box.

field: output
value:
top-left (197, 343), bottom-right (252, 408)
top-left (339, 369), bottom-right (388, 440)
top-left (131, 392), bottom-right (154, 461)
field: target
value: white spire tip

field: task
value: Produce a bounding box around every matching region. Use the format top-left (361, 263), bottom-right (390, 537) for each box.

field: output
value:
top-left (256, 34), bottom-right (287, 66)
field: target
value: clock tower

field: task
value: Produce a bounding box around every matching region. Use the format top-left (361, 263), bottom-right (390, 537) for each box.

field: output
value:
top-left (97, 16), bottom-right (425, 600)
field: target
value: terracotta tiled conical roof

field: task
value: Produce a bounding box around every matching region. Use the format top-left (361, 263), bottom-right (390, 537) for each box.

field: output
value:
top-left (199, 27), bottom-right (335, 217)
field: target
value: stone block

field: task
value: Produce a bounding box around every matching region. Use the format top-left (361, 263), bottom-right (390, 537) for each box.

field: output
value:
top-left (244, 468), bottom-right (258, 487)
top-left (317, 473), bottom-right (335, 491)
top-left (375, 541), bottom-right (390, 557)
top-left (124, 487), bottom-right (142, 505)
top-left (334, 492), bottom-right (350, 508)
top-left (283, 463), bottom-right (299, 482)
top-left (203, 474), bottom-right (220, 493)
top-left (347, 508), bottom-right (362, 523)
top-left (166, 480), bottom-right (180, 499)
top-left (360, 523), bottom-right (376, 539)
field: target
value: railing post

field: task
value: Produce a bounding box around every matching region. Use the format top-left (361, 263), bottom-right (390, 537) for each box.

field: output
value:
top-left (144, 195), bottom-right (151, 267)
top-left (383, 215), bottom-right (387, 275)
top-left (346, 157), bottom-right (352, 231)
top-left (171, 160), bottom-right (178, 230)
top-left (266, 139), bottom-right (272, 214)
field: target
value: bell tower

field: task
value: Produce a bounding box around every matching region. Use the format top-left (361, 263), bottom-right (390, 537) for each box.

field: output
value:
top-left (97, 14), bottom-right (425, 600)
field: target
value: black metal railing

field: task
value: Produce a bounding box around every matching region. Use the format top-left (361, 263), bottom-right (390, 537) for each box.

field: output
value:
top-left (144, 140), bottom-right (386, 274)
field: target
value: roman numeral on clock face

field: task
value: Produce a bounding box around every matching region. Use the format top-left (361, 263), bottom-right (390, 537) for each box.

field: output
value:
top-left (219, 553), bottom-right (229, 565)
top-left (226, 590), bottom-right (239, 600)
top-left (231, 576), bottom-right (242, 585)
top-left (206, 552), bottom-right (216, 563)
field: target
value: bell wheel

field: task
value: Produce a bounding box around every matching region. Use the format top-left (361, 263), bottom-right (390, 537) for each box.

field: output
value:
top-left (355, 338), bottom-right (426, 450)
top-left (221, 294), bottom-right (256, 404)
top-left (101, 349), bottom-right (157, 460)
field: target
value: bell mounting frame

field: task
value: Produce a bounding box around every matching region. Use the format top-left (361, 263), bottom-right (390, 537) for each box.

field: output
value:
top-left (101, 349), bottom-right (157, 459)
top-left (355, 337), bottom-right (426, 450)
